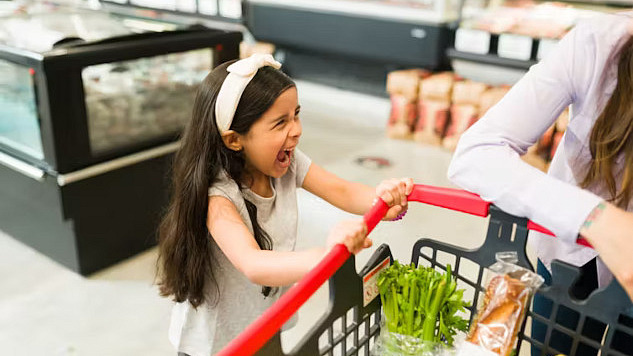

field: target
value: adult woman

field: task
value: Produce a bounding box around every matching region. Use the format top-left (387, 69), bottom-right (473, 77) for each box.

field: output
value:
top-left (448, 11), bottom-right (633, 355)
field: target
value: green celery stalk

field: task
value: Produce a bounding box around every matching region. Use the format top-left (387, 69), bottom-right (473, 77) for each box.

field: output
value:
top-left (422, 279), bottom-right (446, 341)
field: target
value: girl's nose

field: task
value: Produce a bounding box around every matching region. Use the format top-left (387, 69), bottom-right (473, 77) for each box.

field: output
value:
top-left (290, 118), bottom-right (302, 138)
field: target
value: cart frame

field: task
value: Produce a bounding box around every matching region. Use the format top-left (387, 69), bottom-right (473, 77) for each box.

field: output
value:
top-left (218, 185), bottom-right (633, 356)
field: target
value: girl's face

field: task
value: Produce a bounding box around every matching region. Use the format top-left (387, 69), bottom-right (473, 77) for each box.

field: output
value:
top-left (241, 87), bottom-right (302, 180)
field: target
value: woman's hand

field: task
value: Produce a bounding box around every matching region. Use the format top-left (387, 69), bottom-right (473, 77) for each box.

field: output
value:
top-left (375, 178), bottom-right (414, 221)
top-left (326, 220), bottom-right (370, 255)
top-left (580, 202), bottom-right (633, 301)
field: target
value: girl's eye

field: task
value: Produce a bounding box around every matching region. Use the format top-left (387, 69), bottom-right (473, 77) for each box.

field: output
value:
top-left (274, 119), bottom-right (286, 128)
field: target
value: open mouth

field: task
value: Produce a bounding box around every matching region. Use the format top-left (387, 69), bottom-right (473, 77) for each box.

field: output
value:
top-left (276, 147), bottom-right (293, 167)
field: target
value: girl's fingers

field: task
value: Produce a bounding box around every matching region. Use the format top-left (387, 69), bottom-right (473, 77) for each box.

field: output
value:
top-left (404, 178), bottom-right (414, 195)
top-left (380, 189), bottom-right (396, 207)
top-left (398, 181), bottom-right (407, 207)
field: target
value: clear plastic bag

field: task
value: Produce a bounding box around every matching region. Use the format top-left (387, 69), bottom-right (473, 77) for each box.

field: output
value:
top-left (460, 252), bottom-right (544, 356)
top-left (372, 322), bottom-right (459, 356)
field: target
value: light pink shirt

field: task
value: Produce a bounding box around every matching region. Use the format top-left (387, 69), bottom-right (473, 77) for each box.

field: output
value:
top-left (448, 11), bottom-right (633, 286)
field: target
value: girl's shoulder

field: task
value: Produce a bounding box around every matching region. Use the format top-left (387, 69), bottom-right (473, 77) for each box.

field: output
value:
top-left (287, 148), bottom-right (312, 187)
top-left (208, 170), bottom-right (242, 203)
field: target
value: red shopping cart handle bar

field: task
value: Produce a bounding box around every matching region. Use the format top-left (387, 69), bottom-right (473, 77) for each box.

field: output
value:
top-left (217, 184), bottom-right (591, 356)
top-left (407, 185), bottom-right (591, 248)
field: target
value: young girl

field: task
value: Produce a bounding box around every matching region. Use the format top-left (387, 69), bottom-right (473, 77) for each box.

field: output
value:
top-left (448, 11), bottom-right (633, 355)
top-left (157, 54), bottom-right (413, 356)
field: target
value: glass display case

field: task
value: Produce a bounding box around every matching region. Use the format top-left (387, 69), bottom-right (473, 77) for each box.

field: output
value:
top-left (0, 59), bottom-right (42, 159)
top-left (0, 3), bottom-right (241, 275)
top-left (448, 0), bottom-right (630, 83)
top-left (0, 4), bottom-right (240, 173)
top-left (82, 48), bottom-right (212, 155)
top-left (101, 0), bottom-right (243, 21)
top-left (243, 0), bottom-right (458, 96)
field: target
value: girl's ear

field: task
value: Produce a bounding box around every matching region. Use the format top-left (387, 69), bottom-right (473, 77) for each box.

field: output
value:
top-left (221, 130), bottom-right (243, 152)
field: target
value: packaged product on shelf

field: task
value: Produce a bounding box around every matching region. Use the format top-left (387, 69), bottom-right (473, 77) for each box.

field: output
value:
top-left (555, 107), bottom-right (570, 132)
top-left (386, 68), bottom-right (429, 102)
top-left (239, 41), bottom-right (275, 59)
top-left (550, 130), bottom-right (564, 159)
top-left (451, 80), bottom-right (489, 106)
top-left (536, 123), bottom-right (556, 160)
top-left (441, 81), bottom-right (488, 151)
top-left (388, 94), bottom-right (417, 139)
top-left (479, 86), bottom-right (510, 117)
top-left (373, 261), bottom-right (469, 356)
top-left (443, 104), bottom-right (479, 151)
top-left (414, 99), bottom-right (450, 146)
top-left (458, 252), bottom-right (544, 356)
top-left (419, 72), bottom-right (454, 102)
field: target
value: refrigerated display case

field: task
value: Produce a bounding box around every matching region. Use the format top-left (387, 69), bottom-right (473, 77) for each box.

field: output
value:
top-left (447, 0), bottom-right (630, 84)
top-left (0, 4), bottom-right (241, 274)
top-left (243, 0), bottom-right (459, 96)
top-left (100, 0), bottom-right (244, 23)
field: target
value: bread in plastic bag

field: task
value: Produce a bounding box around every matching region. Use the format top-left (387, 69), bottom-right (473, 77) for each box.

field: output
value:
top-left (462, 251), bottom-right (544, 356)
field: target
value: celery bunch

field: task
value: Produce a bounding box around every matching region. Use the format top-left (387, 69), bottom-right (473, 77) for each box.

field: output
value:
top-left (377, 261), bottom-right (469, 345)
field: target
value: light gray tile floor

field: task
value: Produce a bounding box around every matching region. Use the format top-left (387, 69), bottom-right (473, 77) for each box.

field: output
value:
top-left (0, 80), bottom-right (512, 355)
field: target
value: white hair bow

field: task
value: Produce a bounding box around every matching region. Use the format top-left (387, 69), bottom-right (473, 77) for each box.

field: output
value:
top-left (215, 54), bottom-right (282, 134)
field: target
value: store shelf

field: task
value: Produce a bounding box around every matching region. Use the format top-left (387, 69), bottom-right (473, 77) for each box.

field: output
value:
top-left (100, 0), bottom-right (243, 24)
top-left (447, 48), bottom-right (537, 70)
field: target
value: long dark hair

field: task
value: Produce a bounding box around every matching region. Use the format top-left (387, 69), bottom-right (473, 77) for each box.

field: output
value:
top-left (582, 36), bottom-right (633, 210)
top-left (157, 60), bottom-right (295, 308)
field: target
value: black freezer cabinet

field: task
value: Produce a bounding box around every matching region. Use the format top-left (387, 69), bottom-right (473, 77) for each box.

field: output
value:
top-left (0, 7), bottom-right (241, 274)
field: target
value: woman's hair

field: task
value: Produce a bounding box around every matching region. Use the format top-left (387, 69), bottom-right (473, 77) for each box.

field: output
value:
top-left (582, 36), bottom-right (633, 210)
top-left (157, 60), bottom-right (295, 308)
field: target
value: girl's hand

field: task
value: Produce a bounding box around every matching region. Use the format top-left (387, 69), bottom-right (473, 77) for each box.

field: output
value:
top-left (376, 178), bottom-right (414, 221)
top-left (326, 220), bottom-right (370, 255)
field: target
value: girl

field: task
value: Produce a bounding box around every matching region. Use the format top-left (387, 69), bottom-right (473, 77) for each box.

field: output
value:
top-left (157, 54), bottom-right (413, 356)
top-left (448, 11), bottom-right (633, 355)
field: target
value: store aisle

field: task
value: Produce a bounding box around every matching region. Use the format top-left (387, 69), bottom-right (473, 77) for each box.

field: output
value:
top-left (0, 80), bottom-right (488, 355)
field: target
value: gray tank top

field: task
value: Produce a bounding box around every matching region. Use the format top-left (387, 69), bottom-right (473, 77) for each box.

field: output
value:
top-left (168, 149), bottom-right (312, 356)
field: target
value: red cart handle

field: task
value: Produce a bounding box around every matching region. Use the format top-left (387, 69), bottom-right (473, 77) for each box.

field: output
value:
top-left (217, 184), bottom-right (591, 356)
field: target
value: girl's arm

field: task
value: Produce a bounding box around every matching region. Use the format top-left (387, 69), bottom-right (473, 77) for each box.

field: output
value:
top-left (301, 163), bottom-right (413, 220)
top-left (207, 196), bottom-right (369, 287)
top-left (580, 203), bottom-right (633, 301)
top-left (448, 16), bottom-right (631, 243)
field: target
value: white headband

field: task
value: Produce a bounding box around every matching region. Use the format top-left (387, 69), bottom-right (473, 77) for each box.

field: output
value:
top-left (215, 53), bottom-right (282, 134)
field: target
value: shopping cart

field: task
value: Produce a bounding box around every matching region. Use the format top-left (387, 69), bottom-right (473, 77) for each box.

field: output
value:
top-left (217, 185), bottom-right (633, 356)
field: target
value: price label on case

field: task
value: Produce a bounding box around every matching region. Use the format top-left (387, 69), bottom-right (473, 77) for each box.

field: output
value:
top-left (454, 28), bottom-right (491, 55)
top-left (362, 257), bottom-right (391, 307)
top-left (497, 34), bottom-right (533, 61)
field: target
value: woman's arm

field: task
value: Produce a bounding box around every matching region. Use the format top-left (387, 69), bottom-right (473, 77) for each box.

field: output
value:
top-left (579, 203), bottom-right (633, 300)
top-left (301, 163), bottom-right (413, 220)
top-left (207, 196), bottom-right (368, 287)
top-left (447, 18), bottom-right (628, 242)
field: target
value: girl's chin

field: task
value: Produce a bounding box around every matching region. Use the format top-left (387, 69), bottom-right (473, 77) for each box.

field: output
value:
top-left (270, 165), bottom-right (289, 178)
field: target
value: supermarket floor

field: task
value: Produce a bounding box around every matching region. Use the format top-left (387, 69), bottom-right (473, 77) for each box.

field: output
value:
top-left (0, 80), bottom-right (505, 355)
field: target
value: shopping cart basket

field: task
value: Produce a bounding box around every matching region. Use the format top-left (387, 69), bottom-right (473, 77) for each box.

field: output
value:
top-left (218, 184), bottom-right (633, 356)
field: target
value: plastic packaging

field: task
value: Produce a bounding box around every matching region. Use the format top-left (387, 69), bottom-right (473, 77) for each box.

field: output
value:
top-left (372, 322), bottom-right (459, 356)
top-left (462, 252), bottom-right (544, 356)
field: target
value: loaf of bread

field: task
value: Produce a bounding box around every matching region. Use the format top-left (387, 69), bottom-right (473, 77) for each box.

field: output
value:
top-left (413, 99), bottom-right (450, 145)
top-left (452, 80), bottom-right (489, 106)
top-left (387, 94), bottom-right (417, 139)
top-left (419, 72), bottom-right (455, 101)
top-left (467, 274), bottom-right (531, 356)
top-left (386, 69), bottom-right (429, 102)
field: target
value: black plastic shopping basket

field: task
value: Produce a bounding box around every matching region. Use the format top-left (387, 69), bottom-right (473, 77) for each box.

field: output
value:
top-left (217, 184), bottom-right (633, 356)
